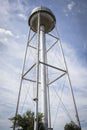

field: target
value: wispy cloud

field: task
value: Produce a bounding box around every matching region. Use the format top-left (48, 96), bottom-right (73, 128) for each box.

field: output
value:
top-left (17, 13), bottom-right (27, 21)
top-left (0, 28), bottom-right (14, 37)
top-left (63, 1), bottom-right (76, 16)
top-left (67, 1), bottom-right (75, 11)
top-left (62, 43), bottom-right (87, 87)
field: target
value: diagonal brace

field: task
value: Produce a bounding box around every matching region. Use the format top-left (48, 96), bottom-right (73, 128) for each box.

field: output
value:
top-left (48, 33), bottom-right (59, 40)
top-left (47, 39), bottom-right (58, 52)
top-left (48, 72), bottom-right (67, 85)
top-left (22, 63), bottom-right (36, 78)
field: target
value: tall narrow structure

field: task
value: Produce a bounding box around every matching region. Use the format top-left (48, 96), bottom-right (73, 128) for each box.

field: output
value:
top-left (13, 6), bottom-right (81, 130)
top-left (29, 7), bottom-right (56, 130)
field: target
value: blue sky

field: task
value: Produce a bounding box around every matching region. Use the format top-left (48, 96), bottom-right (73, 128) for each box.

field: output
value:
top-left (0, 0), bottom-right (87, 130)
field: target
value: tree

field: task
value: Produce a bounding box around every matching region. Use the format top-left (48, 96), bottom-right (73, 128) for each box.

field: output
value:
top-left (10, 110), bottom-right (44, 130)
top-left (64, 121), bottom-right (81, 130)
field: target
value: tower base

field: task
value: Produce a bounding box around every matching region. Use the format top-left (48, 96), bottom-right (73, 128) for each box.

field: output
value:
top-left (48, 128), bottom-right (53, 130)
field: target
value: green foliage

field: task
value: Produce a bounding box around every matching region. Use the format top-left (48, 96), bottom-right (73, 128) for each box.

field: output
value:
top-left (10, 110), bottom-right (44, 130)
top-left (64, 121), bottom-right (81, 130)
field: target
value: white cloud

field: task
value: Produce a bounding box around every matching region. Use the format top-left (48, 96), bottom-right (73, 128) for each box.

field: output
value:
top-left (0, 28), bottom-right (14, 37)
top-left (62, 42), bottom-right (87, 90)
top-left (67, 1), bottom-right (75, 11)
top-left (18, 13), bottom-right (27, 21)
top-left (0, 0), bottom-right (28, 26)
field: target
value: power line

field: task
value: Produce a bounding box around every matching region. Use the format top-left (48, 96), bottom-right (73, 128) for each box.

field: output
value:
top-left (52, 84), bottom-right (73, 121)
top-left (53, 80), bottom-right (65, 128)
top-left (20, 84), bottom-right (34, 113)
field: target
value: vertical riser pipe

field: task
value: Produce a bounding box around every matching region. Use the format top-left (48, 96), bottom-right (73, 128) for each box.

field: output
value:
top-left (40, 25), bottom-right (48, 130)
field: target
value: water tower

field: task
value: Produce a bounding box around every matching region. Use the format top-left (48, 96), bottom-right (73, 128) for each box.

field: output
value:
top-left (13, 6), bottom-right (81, 130)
